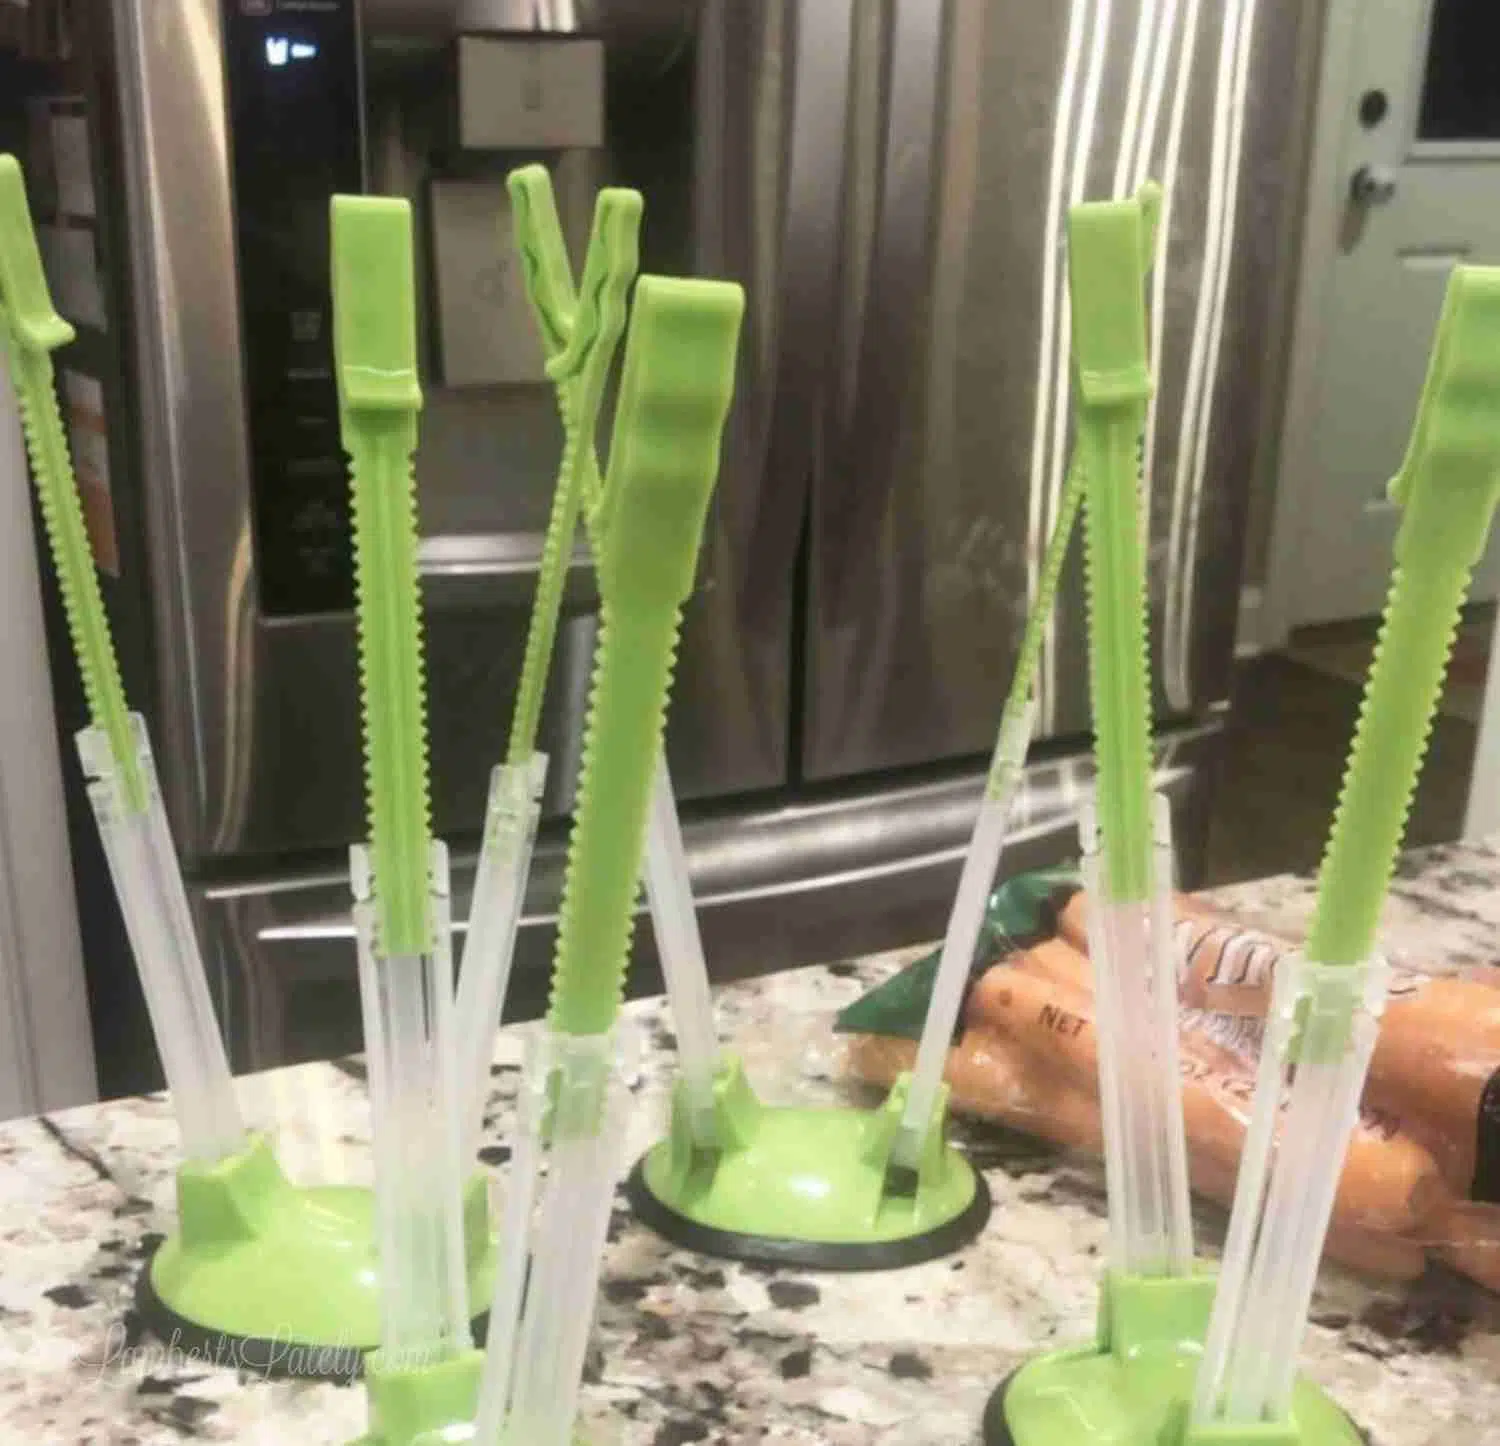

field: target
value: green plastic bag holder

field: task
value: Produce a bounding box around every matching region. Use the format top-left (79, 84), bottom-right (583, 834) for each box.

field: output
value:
top-left (0, 153), bottom-right (495, 1385)
top-left (493, 166), bottom-right (990, 1274)
top-left (136, 1134), bottom-right (495, 1381)
top-left (626, 1059), bottom-right (990, 1270)
top-left (983, 181), bottom-right (1370, 1446)
top-left (983, 1272), bottom-right (1362, 1446)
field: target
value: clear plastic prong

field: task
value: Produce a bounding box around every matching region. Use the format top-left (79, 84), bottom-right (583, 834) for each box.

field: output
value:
top-left (353, 840), bottom-right (470, 1361)
top-left (642, 754), bottom-right (720, 1146)
top-left (472, 1023), bottom-right (636, 1446)
top-left (1081, 791), bottom-right (1193, 1277)
top-left (455, 752), bottom-right (548, 1163)
top-left (1193, 953), bottom-right (1390, 1428)
top-left (76, 715), bottom-right (244, 1165)
top-left (896, 696), bottom-right (1039, 1171)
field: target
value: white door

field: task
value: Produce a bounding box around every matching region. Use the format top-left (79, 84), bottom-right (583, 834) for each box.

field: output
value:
top-left (1270, 0), bottom-right (1500, 630)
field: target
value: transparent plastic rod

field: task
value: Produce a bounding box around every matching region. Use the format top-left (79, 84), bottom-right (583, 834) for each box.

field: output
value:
top-left (897, 697), bottom-right (1038, 1169)
top-left (76, 716), bottom-right (243, 1164)
top-left (475, 1026), bottom-right (634, 1446)
top-left (1081, 793), bottom-right (1193, 1276)
top-left (471, 1028), bottom-right (548, 1446)
top-left (1194, 956), bottom-right (1388, 1427)
top-left (642, 754), bottom-right (719, 1141)
top-left (455, 752), bottom-right (547, 1163)
top-left (1193, 957), bottom-right (1300, 1420)
top-left (352, 841), bottom-right (469, 1361)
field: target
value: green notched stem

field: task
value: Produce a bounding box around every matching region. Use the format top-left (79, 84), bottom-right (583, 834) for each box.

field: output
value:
top-left (503, 167), bottom-right (640, 770)
top-left (0, 156), bottom-right (145, 812)
top-left (1306, 266), bottom-right (1500, 966)
top-left (332, 196), bottom-right (433, 958)
top-left (1069, 184), bottom-right (1161, 903)
top-left (547, 277), bottom-right (744, 1037)
top-left (986, 455), bottom-right (1086, 799)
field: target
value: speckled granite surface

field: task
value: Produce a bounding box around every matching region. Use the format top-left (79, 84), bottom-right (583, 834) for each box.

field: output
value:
top-left (4, 842), bottom-right (1500, 1444)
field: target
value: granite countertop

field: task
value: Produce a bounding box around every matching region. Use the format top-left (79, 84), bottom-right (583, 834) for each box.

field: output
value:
top-left (5, 843), bottom-right (1500, 1445)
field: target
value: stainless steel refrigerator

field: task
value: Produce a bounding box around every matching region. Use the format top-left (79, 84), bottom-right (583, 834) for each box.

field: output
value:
top-left (9, 0), bottom-right (1309, 1090)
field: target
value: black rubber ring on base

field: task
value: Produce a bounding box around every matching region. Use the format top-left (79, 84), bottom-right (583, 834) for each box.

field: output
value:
top-left (980, 1370), bottom-right (1371, 1446)
top-left (623, 1156), bottom-right (992, 1271)
top-left (132, 1241), bottom-right (490, 1384)
top-left (981, 1372), bottom-right (1020, 1446)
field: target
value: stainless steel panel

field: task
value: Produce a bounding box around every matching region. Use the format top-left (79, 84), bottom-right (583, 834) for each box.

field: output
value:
top-left (202, 719), bottom-right (1222, 1071)
top-left (804, 0), bottom-right (1309, 780)
top-left (367, 0), bottom-right (698, 52)
top-left (113, 0), bottom-right (254, 857)
top-left (727, 0), bottom-right (856, 631)
top-left (649, 0), bottom-right (834, 799)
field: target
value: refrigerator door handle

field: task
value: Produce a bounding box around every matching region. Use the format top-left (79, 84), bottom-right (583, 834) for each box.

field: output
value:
top-left (736, 0), bottom-right (857, 632)
top-left (417, 533), bottom-right (596, 614)
top-left (822, 0), bottom-right (946, 625)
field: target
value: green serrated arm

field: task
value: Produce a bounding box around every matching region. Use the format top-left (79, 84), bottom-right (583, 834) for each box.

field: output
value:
top-left (505, 374), bottom-right (590, 768)
top-left (504, 169), bottom-right (641, 768)
top-left (1307, 265), bottom-right (1500, 966)
top-left (332, 196), bottom-right (433, 958)
top-left (547, 277), bottom-right (745, 1037)
top-left (987, 455), bottom-right (1086, 798)
top-left (1080, 409), bottom-right (1154, 901)
top-left (1068, 188), bottom-right (1159, 903)
top-left (0, 156), bottom-right (144, 811)
top-left (547, 604), bottom-right (681, 1037)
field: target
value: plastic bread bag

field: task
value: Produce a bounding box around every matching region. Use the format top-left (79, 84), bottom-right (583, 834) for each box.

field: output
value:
top-left (835, 872), bottom-right (1500, 1287)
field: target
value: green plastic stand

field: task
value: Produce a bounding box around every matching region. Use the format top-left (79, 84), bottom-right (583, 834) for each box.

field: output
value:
top-left (984, 1273), bottom-right (1363, 1446)
top-left (626, 1058), bottom-right (990, 1269)
top-left (137, 1134), bottom-right (495, 1381)
top-left (353, 1346), bottom-right (485, 1446)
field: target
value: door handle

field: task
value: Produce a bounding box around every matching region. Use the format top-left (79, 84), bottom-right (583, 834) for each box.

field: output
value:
top-left (1349, 164), bottom-right (1397, 207)
top-left (417, 532), bottom-right (596, 612)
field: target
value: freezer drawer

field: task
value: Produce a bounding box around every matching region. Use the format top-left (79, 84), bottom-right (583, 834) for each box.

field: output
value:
top-left (196, 719), bottom-right (1221, 1073)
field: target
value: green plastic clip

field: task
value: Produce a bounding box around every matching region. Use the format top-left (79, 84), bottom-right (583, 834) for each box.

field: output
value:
top-left (1306, 266), bottom-right (1500, 970)
top-left (504, 166), bottom-right (641, 767)
top-left (546, 275), bottom-right (744, 1039)
top-left (0, 155), bottom-right (145, 811)
top-left (1068, 184), bottom-right (1160, 902)
top-left (332, 195), bottom-right (432, 957)
top-left (508, 164), bottom-right (576, 360)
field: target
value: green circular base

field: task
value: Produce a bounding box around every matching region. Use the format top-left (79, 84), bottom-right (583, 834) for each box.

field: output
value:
top-left (984, 1345), bottom-right (1366, 1446)
top-left (627, 1102), bottom-right (991, 1271)
top-left (141, 1182), bottom-right (493, 1382)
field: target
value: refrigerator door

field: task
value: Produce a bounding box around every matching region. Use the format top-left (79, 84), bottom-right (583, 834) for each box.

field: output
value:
top-left (803, 0), bottom-right (1307, 780)
top-left (664, 0), bottom-right (857, 799)
top-left (107, 0), bottom-right (609, 862)
top-left (108, 0), bottom-right (787, 857)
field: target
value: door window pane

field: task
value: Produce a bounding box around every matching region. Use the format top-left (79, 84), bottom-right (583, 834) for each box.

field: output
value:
top-left (1420, 0), bottom-right (1500, 140)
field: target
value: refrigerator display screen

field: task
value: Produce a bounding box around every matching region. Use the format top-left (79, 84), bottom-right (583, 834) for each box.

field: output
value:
top-left (223, 0), bottom-right (363, 615)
